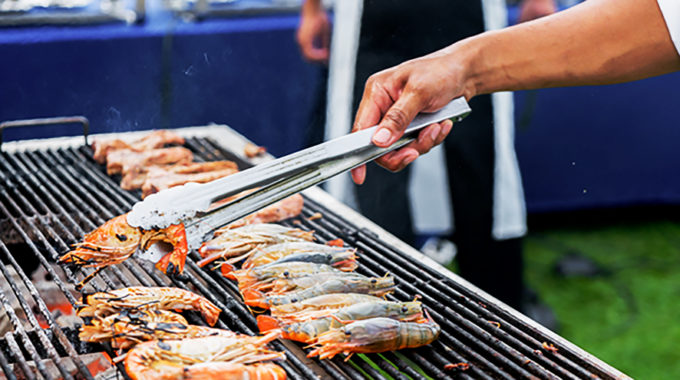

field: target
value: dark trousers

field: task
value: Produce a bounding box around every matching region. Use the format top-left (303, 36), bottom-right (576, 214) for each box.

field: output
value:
top-left (307, 0), bottom-right (525, 309)
top-left (443, 95), bottom-right (524, 308)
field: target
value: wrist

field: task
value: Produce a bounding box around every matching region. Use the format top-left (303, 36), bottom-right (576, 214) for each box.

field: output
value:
top-left (442, 38), bottom-right (483, 100)
top-left (455, 30), bottom-right (514, 98)
top-left (301, 0), bottom-right (322, 15)
top-left (521, 0), bottom-right (550, 6)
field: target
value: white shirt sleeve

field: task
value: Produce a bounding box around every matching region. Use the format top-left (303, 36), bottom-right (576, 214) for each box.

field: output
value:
top-left (658, 0), bottom-right (680, 55)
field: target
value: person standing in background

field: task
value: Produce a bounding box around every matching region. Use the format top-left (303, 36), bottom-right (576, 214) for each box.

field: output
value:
top-left (296, 0), bottom-right (556, 315)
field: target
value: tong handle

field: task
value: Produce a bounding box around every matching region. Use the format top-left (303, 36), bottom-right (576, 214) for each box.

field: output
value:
top-left (184, 135), bottom-right (416, 248)
top-left (324, 97), bottom-right (471, 158)
top-left (128, 97), bottom-right (470, 230)
top-left (194, 96), bottom-right (471, 204)
top-left (183, 98), bottom-right (471, 244)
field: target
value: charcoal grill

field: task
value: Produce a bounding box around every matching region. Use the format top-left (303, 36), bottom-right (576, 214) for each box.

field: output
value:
top-left (0, 121), bottom-right (630, 380)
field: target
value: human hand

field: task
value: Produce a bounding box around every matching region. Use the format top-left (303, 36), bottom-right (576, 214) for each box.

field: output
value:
top-left (519, 0), bottom-right (557, 23)
top-left (296, 3), bottom-right (330, 64)
top-left (350, 49), bottom-right (472, 185)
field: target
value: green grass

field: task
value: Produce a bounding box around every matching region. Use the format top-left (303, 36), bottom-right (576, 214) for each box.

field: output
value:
top-left (524, 215), bottom-right (680, 379)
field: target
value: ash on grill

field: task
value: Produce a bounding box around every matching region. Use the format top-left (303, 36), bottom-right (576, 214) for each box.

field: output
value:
top-left (0, 125), bottom-right (630, 380)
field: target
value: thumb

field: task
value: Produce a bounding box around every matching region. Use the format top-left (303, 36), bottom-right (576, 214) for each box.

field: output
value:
top-left (371, 92), bottom-right (425, 148)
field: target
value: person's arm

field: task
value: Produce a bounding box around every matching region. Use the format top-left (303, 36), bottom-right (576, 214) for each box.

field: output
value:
top-left (350, 0), bottom-right (680, 184)
top-left (297, 0), bottom-right (330, 63)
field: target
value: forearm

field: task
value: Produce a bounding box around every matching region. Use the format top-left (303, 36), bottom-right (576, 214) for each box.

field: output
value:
top-left (453, 0), bottom-right (680, 97)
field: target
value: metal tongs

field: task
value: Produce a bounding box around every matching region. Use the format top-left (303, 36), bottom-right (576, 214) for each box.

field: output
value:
top-left (127, 97), bottom-right (471, 250)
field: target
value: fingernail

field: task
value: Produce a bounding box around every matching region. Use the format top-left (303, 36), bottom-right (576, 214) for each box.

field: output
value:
top-left (429, 125), bottom-right (441, 141)
top-left (373, 128), bottom-right (392, 145)
top-left (444, 120), bottom-right (453, 133)
top-left (351, 166), bottom-right (366, 185)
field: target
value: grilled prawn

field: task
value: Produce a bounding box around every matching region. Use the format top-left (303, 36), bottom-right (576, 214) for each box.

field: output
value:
top-left (231, 262), bottom-right (344, 291)
top-left (270, 293), bottom-right (384, 321)
top-left (80, 309), bottom-right (185, 347)
top-left (266, 272), bottom-right (370, 295)
top-left (181, 362), bottom-right (286, 380)
top-left (79, 309), bottom-right (234, 350)
top-left (307, 312), bottom-right (441, 360)
top-left (243, 275), bottom-right (395, 309)
top-left (124, 333), bottom-right (284, 380)
top-left (258, 301), bottom-right (423, 343)
top-left (59, 214), bottom-right (142, 268)
top-left (197, 224), bottom-right (315, 268)
top-left (223, 249), bottom-right (358, 280)
top-left (77, 287), bottom-right (221, 326)
top-left (58, 213), bottom-right (188, 277)
top-left (218, 242), bottom-right (357, 276)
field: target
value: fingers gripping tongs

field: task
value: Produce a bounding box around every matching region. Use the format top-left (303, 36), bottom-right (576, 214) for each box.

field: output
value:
top-left (126, 97), bottom-right (471, 250)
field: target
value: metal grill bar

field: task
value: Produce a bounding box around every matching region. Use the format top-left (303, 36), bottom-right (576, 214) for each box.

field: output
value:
top-left (299, 195), bottom-right (620, 380)
top-left (361, 231), bottom-right (606, 377)
top-left (0, 241), bottom-right (96, 380)
top-left (0, 246), bottom-right (73, 380)
top-left (0, 340), bottom-right (17, 380)
top-left (4, 332), bottom-right (35, 380)
top-left (0, 130), bottom-right (628, 380)
top-left (298, 198), bottom-right (590, 379)
top-left (1, 151), bottom-right (112, 293)
top-left (357, 235), bottom-right (595, 378)
top-left (0, 272), bottom-right (55, 380)
top-left (0, 161), bottom-right (111, 379)
top-left (365, 256), bottom-right (545, 377)
top-left (382, 352), bottom-right (431, 380)
top-left (330, 357), bottom-right (364, 380)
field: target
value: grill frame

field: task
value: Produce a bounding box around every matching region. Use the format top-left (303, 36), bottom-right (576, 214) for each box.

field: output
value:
top-left (0, 124), bottom-right (631, 380)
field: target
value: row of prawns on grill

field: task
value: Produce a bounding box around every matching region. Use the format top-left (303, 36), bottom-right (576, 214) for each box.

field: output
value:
top-left (195, 223), bottom-right (441, 360)
top-left (58, 130), bottom-right (304, 280)
top-left (77, 286), bottom-right (287, 380)
top-left (57, 195), bottom-right (303, 280)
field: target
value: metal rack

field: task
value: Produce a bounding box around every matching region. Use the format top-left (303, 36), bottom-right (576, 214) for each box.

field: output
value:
top-left (0, 0), bottom-right (144, 26)
top-left (162, 0), bottom-right (300, 22)
top-left (0, 123), bottom-right (630, 379)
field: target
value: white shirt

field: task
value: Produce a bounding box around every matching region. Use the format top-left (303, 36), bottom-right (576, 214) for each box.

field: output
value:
top-left (659, 0), bottom-right (680, 54)
top-left (326, 0), bottom-right (527, 240)
top-left (482, 0), bottom-right (528, 240)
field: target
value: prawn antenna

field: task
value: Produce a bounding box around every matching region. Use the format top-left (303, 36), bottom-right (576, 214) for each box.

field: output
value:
top-left (112, 353), bottom-right (127, 364)
top-left (75, 267), bottom-right (105, 291)
top-left (330, 314), bottom-right (354, 325)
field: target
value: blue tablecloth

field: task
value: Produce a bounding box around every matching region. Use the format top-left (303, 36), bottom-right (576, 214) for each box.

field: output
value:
top-left (0, 3), bottom-right (321, 157)
top-left (514, 74), bottom-right (680, 213)
top-left (507, 4), bottom-right (680, 212)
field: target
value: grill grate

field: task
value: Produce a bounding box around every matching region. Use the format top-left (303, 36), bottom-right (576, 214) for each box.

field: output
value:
top-left (0, 130), bottom-right (628, 380)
